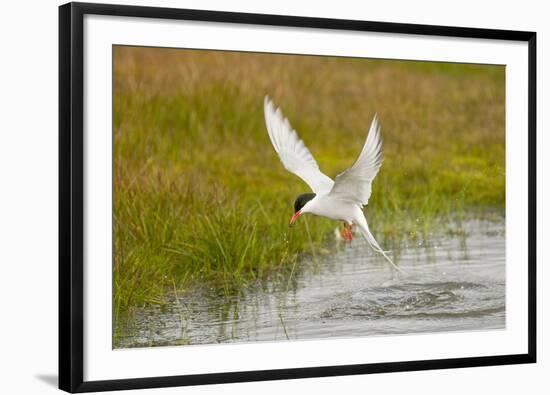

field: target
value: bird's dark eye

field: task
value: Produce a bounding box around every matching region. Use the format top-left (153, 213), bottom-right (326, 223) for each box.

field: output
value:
top-left (294, 193), bottom-right (316, 213)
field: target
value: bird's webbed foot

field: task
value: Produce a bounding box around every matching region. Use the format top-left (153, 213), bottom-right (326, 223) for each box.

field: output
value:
top-left (341, 223), bottom-right (348, 240)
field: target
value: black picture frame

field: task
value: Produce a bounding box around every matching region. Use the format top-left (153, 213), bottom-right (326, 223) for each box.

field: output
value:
top-left (59, 2), bottom-right (537, 392)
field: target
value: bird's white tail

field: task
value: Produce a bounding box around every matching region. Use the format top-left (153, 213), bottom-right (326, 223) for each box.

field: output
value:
top-left (355, 219), bottom-right (405, 274)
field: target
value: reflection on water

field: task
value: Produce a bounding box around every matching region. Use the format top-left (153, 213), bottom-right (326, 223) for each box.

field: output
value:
top-left (115, 218), bottom-right (505, 348)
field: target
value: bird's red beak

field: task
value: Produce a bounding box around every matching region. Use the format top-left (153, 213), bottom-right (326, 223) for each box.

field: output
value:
top-left (289, 210), bottom-right (301, 227)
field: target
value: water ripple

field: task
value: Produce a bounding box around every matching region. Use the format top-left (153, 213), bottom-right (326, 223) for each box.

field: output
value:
top-left (117, 218), bottom-right (505, 348)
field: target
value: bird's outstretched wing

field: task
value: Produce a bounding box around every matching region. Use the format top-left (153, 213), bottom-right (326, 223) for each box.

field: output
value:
top-left (264, 96), bottom-right (334, 193)
top-left (328, 115), bottom-right (383, 206)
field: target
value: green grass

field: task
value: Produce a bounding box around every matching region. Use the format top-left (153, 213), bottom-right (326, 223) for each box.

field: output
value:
top-left (113, 46), bottom-right (505, 333)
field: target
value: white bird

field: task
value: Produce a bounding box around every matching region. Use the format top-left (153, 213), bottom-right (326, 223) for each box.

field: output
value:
top-left (264, 96), bottom-right (401, 272)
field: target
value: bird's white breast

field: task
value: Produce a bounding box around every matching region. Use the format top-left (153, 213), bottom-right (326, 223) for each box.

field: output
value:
top-left (306, 194), bottom-right (359, 223)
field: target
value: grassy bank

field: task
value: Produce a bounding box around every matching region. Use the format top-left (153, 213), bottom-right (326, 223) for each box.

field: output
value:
top-left (113, 47), bottom-right (505, 326)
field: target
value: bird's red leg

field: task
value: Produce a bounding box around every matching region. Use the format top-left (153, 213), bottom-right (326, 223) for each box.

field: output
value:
top-left (341, 222), bottom-right (348, 240)
top-left (349, 224), bottom-right (353, 242)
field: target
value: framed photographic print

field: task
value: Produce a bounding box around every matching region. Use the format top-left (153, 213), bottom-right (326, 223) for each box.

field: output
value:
top-left (59, 2), bottom-right (537, 392)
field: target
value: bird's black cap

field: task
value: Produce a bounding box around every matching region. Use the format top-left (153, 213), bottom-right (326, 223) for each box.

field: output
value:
top-left (294, 193), bottom-right (316, 213)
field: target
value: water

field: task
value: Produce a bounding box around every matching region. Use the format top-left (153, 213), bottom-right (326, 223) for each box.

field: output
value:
top-left (116, 218), bottom-right (505, 348)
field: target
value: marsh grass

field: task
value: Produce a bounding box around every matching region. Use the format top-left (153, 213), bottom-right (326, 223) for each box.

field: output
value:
top-left (113, 47), bottom-right (505, 333)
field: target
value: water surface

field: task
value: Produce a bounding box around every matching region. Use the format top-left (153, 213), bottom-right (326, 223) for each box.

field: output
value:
top-left (116, 218), bottom-right (505, 348)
